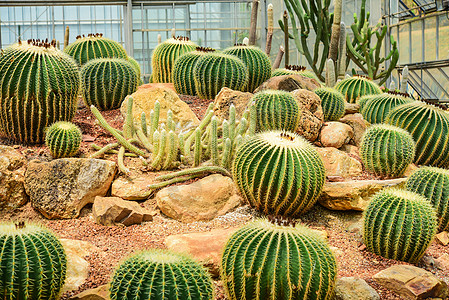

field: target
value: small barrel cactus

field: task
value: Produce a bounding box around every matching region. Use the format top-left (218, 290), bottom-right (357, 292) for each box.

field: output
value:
top-left (45, 121), bottom-right (82, 158)
top-left (357, 94), bottom-right (376, 111)
top-left (0, 222), bottom-right (67, 299)
top-left (360, 124), bottom-right (415, 178)
top-left (64, 33), bottom-right (128, 66)
top-left (221, 218), bottom-right (337, 300)
top-left (361, 91), bottom-right (415, 124)
top-left (0, 39), bottom-right (80, 144)
top-left (314, 87), bottom-right (346, 121)
top-left (110, 249), bottom-right (213, 300)
top-left (232, 131), bottom-right (325, 217)
top-left (363, 188), bottom-right (437, 263)
top-left (81, 58), bottom-right (138, 110)
top-left (194, 52), bottom-right (249, 99)
top-left (271, 65), bottom-right (319, 81)
top-left (334, 75), bottom-right (382, 103)
top-left (222, 45), bottom-right (271, 92)
top-left (253, 90), bottom-right (300, 132)
top-left (151, 36), bottom-right (197, 83)
top-left (406, 167), bottom-right (449, 232)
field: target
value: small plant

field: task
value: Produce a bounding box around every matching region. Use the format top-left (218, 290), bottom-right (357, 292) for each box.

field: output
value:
top-left (334, 75), bottom-right (381, 103)
top-left (45, 121), bottom-right (82, 158)
top-left (361, 91), bottom-right (415, 124)
top-left (271, 65), bottom-right (320, 82)
top-left (314, 87), bottom-right (346, 121)
top-left (221, 217), bottom-right (337, 300)
top-left (363, 188), bottom-right (437, 263)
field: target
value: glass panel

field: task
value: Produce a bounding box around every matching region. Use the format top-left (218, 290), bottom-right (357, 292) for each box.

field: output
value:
top-left (424, 16), bottom-right (436, 61)
top-left (411, 20), bottom-right (423, 63)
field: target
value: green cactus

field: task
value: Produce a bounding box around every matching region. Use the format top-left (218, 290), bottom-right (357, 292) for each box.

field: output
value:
top-left (193, 52), bottom-right (249, 99)
top-left (357, 94), bottom-right (376, 111)
top-left (406, 167), bottom-right (449, 232)
top-left (386, 101), bottom-right (449, 167)
top-left (232, 131), bottom-right (325, 217)
top-left (363, 188), bottom-right (437, 263)
top-left (110, 249), bottom-right (214, 300)
top-left (0, 222), bottom-right (67, 299)
top-left (271, 65), bottom-right (319, 81)
top-left (81, 58), bottom-right (138, 110)
top-left (151, 36), bottom-right (197, 83)
top-left (222, 45), bottom-right (271, 92)
top-left (361, 91), bottom-right (415, 124)
top-left (360, 124), bottom-right (415, 178)
top-left (64, 33), bottom-right (127, 66)
top-left (0, 40), bottom-right (80, 144)
top-left (253, 90), bottom-right (300, 132)
top-left (45, 121), bottom-right (82, 158)
top-left (314, 87), bottom-right (345, 121)
top-left (221, 218), bottom-right (337, 300)
top-left (127, 55), bottom-right (142, 85)
top-left (334, 75), bottom-right (382, 103)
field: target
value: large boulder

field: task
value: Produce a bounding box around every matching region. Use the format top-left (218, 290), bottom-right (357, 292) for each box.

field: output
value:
top-left (25, 158), bottom-right (116, 219)
top-left (0, 146), bottom-right (28, 210)
top-left (334, 277), bottom-right (380, 300)
top-left (70, 284), bottom-right (110, 300)
top-left (291, 89), bottom-right (324, 142)
top-left (213, 87), bottom-right (253, 121)
top-left (254, 74), bottom-right (321, 93)
top-left (345, 102), bottom-right (360, 115)
top-left (316, 147), bottom-right (363, 179)
top-left (137, 82), bottom-right (176, 93)
top-left (319, 122), bottom-right (354, 148)
top-left (340, 113), bottom-right (368, 147)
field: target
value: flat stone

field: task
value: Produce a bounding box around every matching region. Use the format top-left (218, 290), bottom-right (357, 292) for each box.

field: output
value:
top-left (254, 74), bottom-right (321, 93)
top-left (291, 89), bottom-right (324, 142)
top-left (316, 147), bottom-right (363, 179)
top-left (334, 277), bottom-right (380, 300)
top-left (319, 122), bottom-right (354, 148)
top-left (345, 102), bottom-right (360, 114)
top-left (137, 82), bottom-right (176, 93)
top-left (70, 284), bottom-right (110, 300)
top-left (340, 113), bottom-right (368, 146)
top-left (340, 144), bottom-right (360, 157)
top-left (0, 145), bottom-right (28, 210)
top-left (435, 231), bottom-right (449, 246)
top-left (213, 87), bottom-right (253, 121)
top-left (435, 253), bottom-right (449, 271)
top-left (111, 172), bottom-right (170, 200)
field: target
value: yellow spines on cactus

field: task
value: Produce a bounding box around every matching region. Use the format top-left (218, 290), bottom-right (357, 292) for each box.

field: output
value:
top-left (334, 75), bottom-right (382, 103)
top-left (271, 65), bottom-right (321, 82)
top-left (314, 87), bottom-right (346, 121)
top-left (127, 55), bottom-right (142, 85)
top-left (361, 91), bottom-right (415, 124)
top-left (45, 121), bottom-right (82, 158)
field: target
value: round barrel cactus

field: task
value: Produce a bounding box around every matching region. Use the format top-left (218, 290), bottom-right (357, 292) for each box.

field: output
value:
top-left (151, 36), bottom-right (197, 83)
top-left (64, 33), bottom-right (128, 66)
top-left (194, 52), bottom-right (249, 99)
top-left (0, 222), bottom-right (67, 299)
top-left (357, 94), bottom-right (376, 111)
top-left (361, 91), bottom-right (415, 124)
top-left (127, 56), bottom-right (142, 85)
top-left (271, 65), bottom-right (319, 81)
top-left (386, 101), bottom-right (449, 167)
top-left (360, 124), bottom-right (415, 178)
top-left (406, 167), bottom-right (449, 232)
top-left (81, 58), bottom-right (138, 110)
top-left (232, 131), bottom-right (325, 217)
top-left (314, 87), bottom-right (346, 121)
top-left (363, 188), bottom-right (437, 263)
top-left (110, 249), bottom-right (213, 300)
top-left (253, 90), bottom-right (300, 132)
top-left (221, 218), bottom-right (337, 300)
top-left (222, 45), bottom-right (271, 92)
top-left (0, 40), bottom-right (80, 144)
top-left (45, 121), bottom-right (82, 158)
top-left (334, 75), bottom-right (382, 103)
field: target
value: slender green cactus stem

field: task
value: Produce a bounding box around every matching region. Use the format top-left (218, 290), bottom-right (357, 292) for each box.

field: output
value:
top-left (149, 110), bottom-right (155, 143)
top-left (329, 0), bottom-right (342, 62)
top-left (238, 117), bottom-right (248, 136)
top-left (326, 59), bottom-right (336, 87)
top-left (210, 116), bottom-right (219, 165)
top-left (123, 97), bottom-right (134, 139)
top-left (178, 132), bottom-right (186, 156)
top-left (141, 112), bottom-right (147, 136)
top-left (222, 138), bottom-right (232, 169)
top-left (222, 120), bottom-right (230, 142)
top-left (229, 104), bottom-right (236, 143)
top-left (144, 175), bottom-right (199, 193)
top-left (153, 130), bottom-right (160, 156)
top-left (136, 129), bottom-right (153, 152)
top-left (185, 110), bottom-right (213, 153)
top-left (163, 130), bottom-right (176, 169)
top-left (283, 11), bottom-right (289, 67)
top-left (149, 101), bottom-right (160, 142)
top-left (91, 144), bottom-right (137, 157)
top-left (194, 128), bottom-right (202, 167)
top-left (155, 166), bottom-right (232, 181)
top-left (90, 143), bottom-right (119, 158)
top-left (117, 146), bottom-right (129, 175)
top-left (151, 129), bottom-right (167, 169)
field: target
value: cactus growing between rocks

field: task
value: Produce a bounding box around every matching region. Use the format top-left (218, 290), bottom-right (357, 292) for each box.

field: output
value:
top-left (334, 75), bottom-right (382, 103)
top-left (361, 91), bottom-right (415, 124)
top-left (45, 121), bottom-right (82, 158)
top-left (314, 87), bottom-right (345, 121)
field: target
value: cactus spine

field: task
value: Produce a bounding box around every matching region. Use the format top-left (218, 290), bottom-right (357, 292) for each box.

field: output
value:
top-left (271, 65), bottom-right (320, 82)
top-left (361, 91), bottom-right (415, 124)
top-left (314, 87), bottom-right (345, 121)
top-left (334, 75), bottom-right (382, 103)
top-left (45, 121), bottom-right (82, 158)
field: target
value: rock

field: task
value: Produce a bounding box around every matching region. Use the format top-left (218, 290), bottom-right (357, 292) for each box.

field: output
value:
top-left (156, 174), bottom-right (243, 223)
top-left (93, 196), bottom-right (155, 226)
top-left (435, 231), bottom-right (449, 246)
top-left (254, 74), bottom-right (321, 93)
top-left (319, 122), bottom-right (354, 148)
top-left (404, 163), bottom-right (419, 177)
top-left (121, 87), bottom-right (200, 128)
top-left (213, 87), bottom-right (253, 121)
top-left (25, 158), bottom-right (116, 219)
top-left (435, 253), bottom-right (449, 271)
top-left (111, 172), bottom-right (170, 200)
top-left (340, 113), bottom-right (368, 146)
top-left (319, 178), bottom-right (407, 211)
top-left (0, 146), bottom-right (28, 210)
top-left (345, 102), bottom-right (360, 114)
top-left (316, 147), bottom-right (363, 179)
top-left (330, 246), bottom-right (344, 258)
top-left (290, 89), bottom-right (324, 142)
top-left (340, 144), bottom-right (360, 157)
top-left (70, 284), bottom-right (110, 300)
top-left (334, 277), bottom-right (380, 300)
top-left (165, 227), bottom-right (238, 277)
top-left (373, 265), bottom-right (448, 299)
top-left (137, 82), bottom-right (176, 93)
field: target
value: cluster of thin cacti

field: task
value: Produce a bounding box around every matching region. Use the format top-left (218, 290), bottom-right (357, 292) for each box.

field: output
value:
top-left (45, 121), bottom-right (82, 158)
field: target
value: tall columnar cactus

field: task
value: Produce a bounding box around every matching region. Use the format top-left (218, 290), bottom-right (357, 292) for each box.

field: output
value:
top-left (334, 75), bottom-right (382, 103)
top-left (110, 249), bottom-right (213, 300)
top-left (233, 131), bottom-right (325, 217)
top-left (271, 65), bottom-right (320, 81)
top-left (314, 87), bottom-right (345, 121)
top-left (386, 101), bottom-right (449, 167)
top-left (406, 167), bottom-right (449, 232)
top-left (81, 58), bottom-right (138, 110)
top-left (253, 90), bottom-right (300, 132)
top-left (221, 218), bottom-right (337, 300)
top-left (361, 91), bottom-right (415, 124)
top-left (193, 52), bottom-right (249, 99)
top-left (363, 188), bottom-right (437, 263)
top-left (222, 45), bottom-right (271, 92)
top-left (45, 121), bottom-right (82, 158)
top-left (151, 36), bottom-right (197, 83)
top-left (64, 33), bottom-right (128, 66)
top-left (0, 40), bottom-right (80, 144)
top-left (0, 222), bottom-right (67, 299)
top-left (360, 124), bottom-right (415, 178)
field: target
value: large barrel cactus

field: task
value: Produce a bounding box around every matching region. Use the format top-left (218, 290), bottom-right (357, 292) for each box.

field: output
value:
top-left (357, 94), bottom-right (376, 111)
top-left (233, 131), bottom-right (325, 217)
top-left (81, 58), bottom-right (138, 110)
top-left (221, 218), bottom-right (337, 300)
top-left (151, 36), bottom-right (197, 83)
top-left (0, 222), bottom-right (67, 299)
top-left (334, 75), bottom-right (382, 103)
top-left (194, 52), bottom-right (249, 99)
top-left (127, 55), bottom-right (142, 85)
top-left (64, 33), bottom-right (128, 66)
top-left (110, 249), bottom-right (213, 300)
top-left (45, 121), bottom-right (82, 158)
top-left (363, 188), bottom-right (437, 263)
top-left (222, 45), bottom-right (271, 92)
top-left (361, 91), bottom-right (415, 124)
top-left (271, 65), bottom-right (319, 81)
top-left (406, 167), bottom-right (449, 232)
top-left (0, 40), bottom-right (80, 144)
top-left (386, 101), bottom-right (449, 167)
top-left (314, 87), bottom-right (346, 121)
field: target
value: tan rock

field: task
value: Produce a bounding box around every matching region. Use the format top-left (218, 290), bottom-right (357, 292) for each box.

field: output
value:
top-left (156, 174), bottom-right (243, 223)
top-left (435, 253), bottom-right (449, 271)
top-left (254, 74), bottom-right (321, 93)
top-left (404, 164), bottom-right (419, 177)
top-left (213, 87), bottom-right (253, 121)
top-left (373, 265), bottom-right (448, 299)
top-left (334, 277), bottom-right (380, 300)
top-left (319, 122), bottom-right (354, 148)
top-left (340, 144), bottom-right (360, 157)
top-left (137, 82), bottom-right (176, 92)
top-left (70, 284), bottom-right (110, 300)
top-left (316, 147), bottom-right (363, 179)
top-left (340, 113), bottom-right (368, 146)
top-left (111, 172), bottom-right (170, 200)
top-left (345, 102), bottom-right (360, 115)
top-left (435, 231), bottom-right (449, 246)
top-left (291, 89), bottom-right (324, 142)
top-left (25, 158), bottom-right (116, 219)
top-left (0, 146), bottom-right (28, 210)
